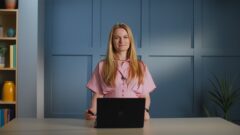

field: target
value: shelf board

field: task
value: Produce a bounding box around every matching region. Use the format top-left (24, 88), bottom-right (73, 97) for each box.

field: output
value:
top-left (0, 67), bottom-right (16, 71)
top-left (0, 9), bottom-right (18, 12)
top-left (0, 9), bottom-right (17, 16)
top-left (0, 37), bottom-right (17, 41)
top-left (0, 100), bottom-right (16, 105)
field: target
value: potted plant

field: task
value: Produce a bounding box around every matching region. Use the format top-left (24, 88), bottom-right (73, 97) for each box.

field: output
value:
top-left (0, 45), bottom-right (7, 68)
top-left (204, 73), bottom-right (240, 120)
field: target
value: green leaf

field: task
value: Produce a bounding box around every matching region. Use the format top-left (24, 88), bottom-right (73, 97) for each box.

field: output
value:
top-left (205, 73), bottom-right (240, 121)
top-left (209, 91), bottom-right (224, 111)
top-left (209, 79), bottom-right (222, 99)
top-left (203, 105), bottom-right (211, 117)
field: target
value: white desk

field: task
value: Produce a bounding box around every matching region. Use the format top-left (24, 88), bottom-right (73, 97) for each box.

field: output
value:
top-left (0, 118), bottom-right (239, 135)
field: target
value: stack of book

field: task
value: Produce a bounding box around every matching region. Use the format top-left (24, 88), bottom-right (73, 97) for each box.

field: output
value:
top-left (0, 108), bottom-right (15, 127)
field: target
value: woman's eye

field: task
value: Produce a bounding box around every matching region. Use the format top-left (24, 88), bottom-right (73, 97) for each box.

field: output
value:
top-left (113, 36), bottom-right (119, 40)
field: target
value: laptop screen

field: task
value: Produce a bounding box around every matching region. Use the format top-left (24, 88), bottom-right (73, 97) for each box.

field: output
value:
top-left (95, 98), bottom-right (145, 128)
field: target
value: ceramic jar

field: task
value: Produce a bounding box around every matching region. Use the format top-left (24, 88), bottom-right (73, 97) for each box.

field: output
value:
top-left (5, 0), bottom-right (17, 9)
top-left (2, 81), bottom-right (15, 101)
top-left (7, 28), bottom-right (15, 37)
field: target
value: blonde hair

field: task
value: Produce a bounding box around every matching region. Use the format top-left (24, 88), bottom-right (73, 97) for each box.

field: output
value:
top-left (102, 23), bottom-right (145, 86)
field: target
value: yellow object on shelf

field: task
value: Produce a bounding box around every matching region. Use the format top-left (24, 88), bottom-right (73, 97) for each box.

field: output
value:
top-left (2, 81), bottom-right (15, 101)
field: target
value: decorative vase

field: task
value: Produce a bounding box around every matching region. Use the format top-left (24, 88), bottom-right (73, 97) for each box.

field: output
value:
top-left (5, 0), bottom-right (17, 9)
top-left (0, 56), bottom-right (5, 68)
top-left (7, 28), bottom-right (15, 37)
top-left (2, 81), bottom-right (15, 101)
top-left (0, 25), bottom-right (3, 37)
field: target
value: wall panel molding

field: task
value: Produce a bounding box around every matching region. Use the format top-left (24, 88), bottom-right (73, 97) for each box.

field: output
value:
top-left (44, 0), bottom-right (240, 120)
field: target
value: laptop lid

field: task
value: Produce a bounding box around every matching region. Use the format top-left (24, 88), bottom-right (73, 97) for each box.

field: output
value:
top-left (95, 98), bottom-right (145, 128)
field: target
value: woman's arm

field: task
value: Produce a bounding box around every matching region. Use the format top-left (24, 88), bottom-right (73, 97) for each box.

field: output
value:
top-left (85, 93), bottom-right (103, 120)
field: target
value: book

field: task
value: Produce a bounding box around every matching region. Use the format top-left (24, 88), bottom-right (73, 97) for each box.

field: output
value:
top-left (4, 109), bottom-right (8, 124)
top-left (0, 109), bottom-right (4, 127)
top-left (10, 45), bottom-right (13, 68)
top-left (13, 45), bottom-right (16, 68)
top-left (9, 44), bottom-right (16, 68)
top-left (9, 109), bottom-right (15, 121)
top-left (0, 108), bottom-right (14, 127)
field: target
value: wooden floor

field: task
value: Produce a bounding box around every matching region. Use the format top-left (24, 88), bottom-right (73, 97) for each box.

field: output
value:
top-left (0, 118), bottom-right (239, 135)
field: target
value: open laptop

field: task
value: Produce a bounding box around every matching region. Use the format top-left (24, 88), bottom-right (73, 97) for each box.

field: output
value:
top-left (95, 98), bottom-right (145, 128)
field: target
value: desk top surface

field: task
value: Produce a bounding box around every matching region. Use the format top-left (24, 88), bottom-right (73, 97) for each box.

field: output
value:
top-left (0, 118), bottom-right (239, 135)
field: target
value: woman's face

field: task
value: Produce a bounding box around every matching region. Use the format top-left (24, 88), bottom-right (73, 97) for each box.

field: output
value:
top-left (112, 28), bottom-right (130, 53)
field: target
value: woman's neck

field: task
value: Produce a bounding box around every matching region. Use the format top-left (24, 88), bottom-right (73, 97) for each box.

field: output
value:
top-left (115, 52), bottom-right (127, 61)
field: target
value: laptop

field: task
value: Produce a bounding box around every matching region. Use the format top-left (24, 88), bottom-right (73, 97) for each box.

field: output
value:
top-left (95, 98), bottom-right (145, 128)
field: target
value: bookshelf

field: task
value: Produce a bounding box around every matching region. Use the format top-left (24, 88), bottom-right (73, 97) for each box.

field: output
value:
top-left (0, 2), bottom-right (18, 127)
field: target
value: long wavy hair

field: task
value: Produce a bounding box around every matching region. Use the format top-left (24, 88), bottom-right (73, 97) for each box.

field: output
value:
top-left (102, 23), bottom-right (145, 87)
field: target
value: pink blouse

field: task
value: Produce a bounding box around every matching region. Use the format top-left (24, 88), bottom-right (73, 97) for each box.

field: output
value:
top-left (86, 60), bottom-right (156, 98)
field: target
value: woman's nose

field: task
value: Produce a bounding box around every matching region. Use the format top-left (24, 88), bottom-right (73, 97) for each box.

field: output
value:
top-left (119, 37), bottom-right (123, 43)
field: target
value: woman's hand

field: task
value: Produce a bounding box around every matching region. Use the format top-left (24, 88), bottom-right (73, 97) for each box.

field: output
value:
top-left (85, 93), bottom-right (103, 120)
top-left (144, 109), bottom-right (150, 120)
top-left (137, 93), bottom-right (151, 120)
top-left (85, 109), bottom-right (96, 120)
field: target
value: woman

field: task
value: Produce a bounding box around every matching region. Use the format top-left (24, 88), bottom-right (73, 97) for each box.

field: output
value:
top-left (85, 23), bottom-right (156, 120)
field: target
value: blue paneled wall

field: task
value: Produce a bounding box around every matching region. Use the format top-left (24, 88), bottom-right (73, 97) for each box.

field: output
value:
top-left (44, 0), bottom-right (240, 120)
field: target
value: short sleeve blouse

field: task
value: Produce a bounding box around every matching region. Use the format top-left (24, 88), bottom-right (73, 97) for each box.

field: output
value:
top-left (86, 60), bottom-right (156, 98)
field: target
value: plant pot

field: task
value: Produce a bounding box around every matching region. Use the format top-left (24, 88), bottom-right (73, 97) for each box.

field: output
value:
top-left (5, 0), bottom-right (17, 9)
